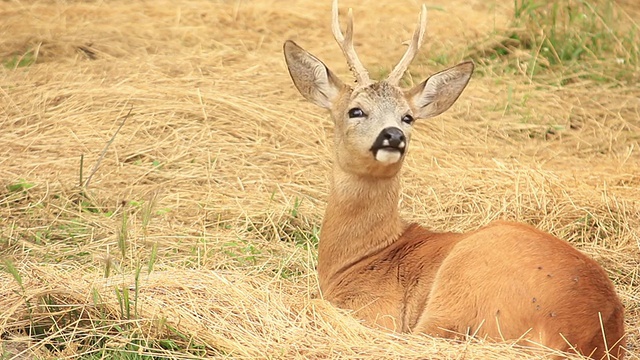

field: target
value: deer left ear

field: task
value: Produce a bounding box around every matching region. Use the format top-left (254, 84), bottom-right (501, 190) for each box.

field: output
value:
top-left (407, 61), bottom-right (474, 119)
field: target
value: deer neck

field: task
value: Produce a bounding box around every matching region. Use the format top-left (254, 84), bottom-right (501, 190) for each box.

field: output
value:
top-left (318, 166), bottom-right (406, 289)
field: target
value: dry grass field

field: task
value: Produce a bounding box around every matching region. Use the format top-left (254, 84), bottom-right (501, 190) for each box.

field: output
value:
top-left (1, 0), bottom-right (639, 359)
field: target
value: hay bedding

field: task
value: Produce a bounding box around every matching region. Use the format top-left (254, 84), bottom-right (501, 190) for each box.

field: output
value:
top-left (0, 263), bottom-right (567, 359)
top-left (0, 0), bottom-right (639, 358)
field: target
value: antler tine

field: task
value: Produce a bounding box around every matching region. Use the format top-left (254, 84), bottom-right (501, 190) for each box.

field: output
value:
top-left (387, 4), bottom-right (428, 85)
top-left (331, 0), bottom-right (371, 85)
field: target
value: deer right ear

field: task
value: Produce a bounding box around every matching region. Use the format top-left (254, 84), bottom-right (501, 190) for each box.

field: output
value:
top-left (284, 40), bottom-right (344, 109)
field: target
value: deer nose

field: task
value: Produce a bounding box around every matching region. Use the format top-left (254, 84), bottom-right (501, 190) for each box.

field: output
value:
top-left (381, 127), bottom-right (406, 149)
top-left (371, 127), bottom-right (407, 155)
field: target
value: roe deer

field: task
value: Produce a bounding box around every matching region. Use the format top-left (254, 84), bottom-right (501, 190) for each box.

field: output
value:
top-left (283, 1), bottom-right (625, 358)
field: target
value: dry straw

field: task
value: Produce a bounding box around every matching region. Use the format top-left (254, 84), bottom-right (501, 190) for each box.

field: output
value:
top-left (1, 0), bottom-right (639, 359)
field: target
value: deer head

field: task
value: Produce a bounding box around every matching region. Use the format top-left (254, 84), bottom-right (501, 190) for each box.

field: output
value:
top-left (284, 0), bottom-right (473, 178)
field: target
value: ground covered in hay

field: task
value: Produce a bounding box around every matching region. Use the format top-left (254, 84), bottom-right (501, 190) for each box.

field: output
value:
top-left (1, 0), bottom-right (639, 359)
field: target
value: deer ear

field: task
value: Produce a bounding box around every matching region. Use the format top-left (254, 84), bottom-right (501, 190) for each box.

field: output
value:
top-left (284, 40), bottom-right (345, 109)
top-left (407, 61), bottom-right (474, 119)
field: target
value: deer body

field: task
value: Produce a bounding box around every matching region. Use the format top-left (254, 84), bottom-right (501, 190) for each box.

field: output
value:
top-left (319, 168), bottom-right (624, 357)
top-left (284, 1), bottom-right (625, 358)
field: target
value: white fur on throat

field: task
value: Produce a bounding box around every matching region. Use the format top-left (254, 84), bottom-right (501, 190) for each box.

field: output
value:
top-left (375, 149), bottom-right (402, 164)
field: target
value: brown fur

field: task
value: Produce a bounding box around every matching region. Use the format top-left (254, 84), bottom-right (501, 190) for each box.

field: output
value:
top-left (318, 169), bottom-right (625, 359)
top-left (283, 2), bottom-right (625, 358)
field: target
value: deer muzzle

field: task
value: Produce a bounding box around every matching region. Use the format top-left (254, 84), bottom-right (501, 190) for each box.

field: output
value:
top-left (370, 127), bottom-right (406, 164)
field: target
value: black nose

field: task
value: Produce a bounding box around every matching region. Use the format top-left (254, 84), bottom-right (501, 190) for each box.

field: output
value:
top-left (381, 127), bottom-right (405, 148)
top-left (371, 127), bottom-right (406, 153)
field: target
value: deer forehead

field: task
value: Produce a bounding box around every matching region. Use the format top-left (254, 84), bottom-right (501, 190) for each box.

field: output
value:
top-left (346, 82), bottom-right (411, 114)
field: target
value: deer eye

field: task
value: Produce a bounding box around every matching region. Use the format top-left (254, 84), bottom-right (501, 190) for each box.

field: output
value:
top-left (348, 108), bottom-right (366, 118)
top-left (401, 114), bottom-right (414, 125)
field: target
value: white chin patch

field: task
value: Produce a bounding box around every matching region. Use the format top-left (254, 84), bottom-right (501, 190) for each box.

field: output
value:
top-left (375, 149), bottom-right (402, 164)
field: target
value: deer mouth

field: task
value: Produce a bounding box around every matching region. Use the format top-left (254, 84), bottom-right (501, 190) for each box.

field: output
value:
top-left (374, 148), bottom-right (403, 164)
top-left (370, 144), bottom-right (405, 164)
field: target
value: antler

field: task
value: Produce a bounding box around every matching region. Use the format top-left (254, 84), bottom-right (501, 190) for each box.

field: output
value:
top-left (386, 5), bottom-right (428, 85)
top-left (331, 0), bottom-right (371, 86)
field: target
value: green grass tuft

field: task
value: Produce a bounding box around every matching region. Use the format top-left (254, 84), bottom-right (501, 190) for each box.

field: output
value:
top-left (6, 179), bottom-right (35, 193)
top-left (469, 0), bottom-right (639, 85)
top-left (3, 50), bottom-right (36, 69)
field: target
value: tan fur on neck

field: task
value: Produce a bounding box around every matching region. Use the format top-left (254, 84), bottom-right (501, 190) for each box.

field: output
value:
top-left (318, 168), bottom-right (405, 289)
